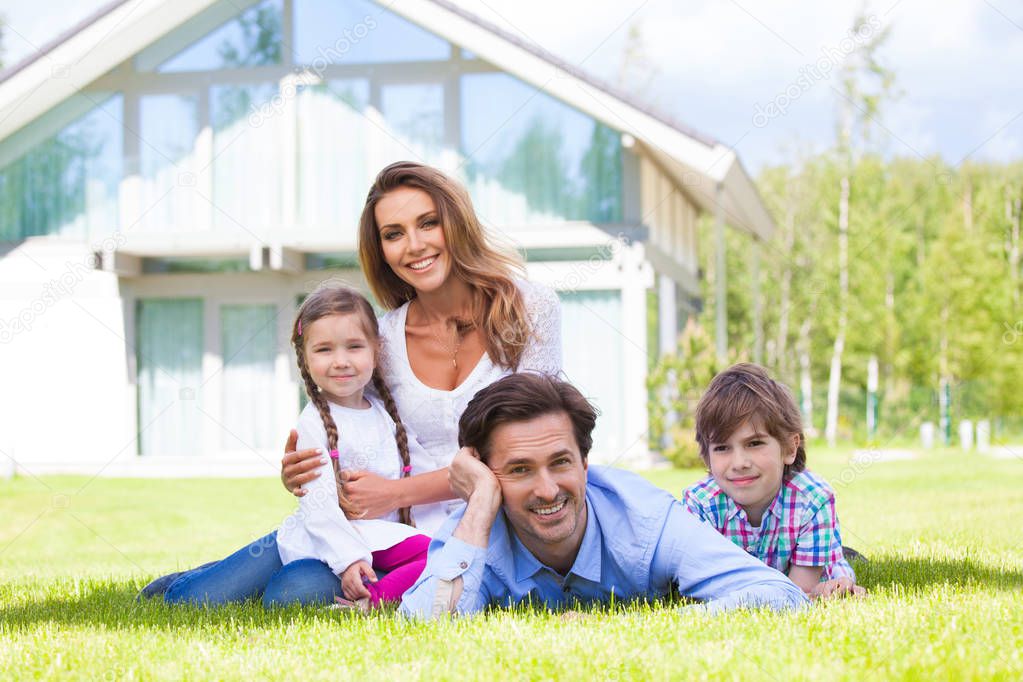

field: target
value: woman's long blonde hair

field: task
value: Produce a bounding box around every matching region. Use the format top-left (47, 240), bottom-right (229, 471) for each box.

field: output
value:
top-left (358, 161), bottom-right (532, 369)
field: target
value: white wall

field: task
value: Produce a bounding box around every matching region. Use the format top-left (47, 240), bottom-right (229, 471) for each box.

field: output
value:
top-left (0, 238), bottom-right (132, 475)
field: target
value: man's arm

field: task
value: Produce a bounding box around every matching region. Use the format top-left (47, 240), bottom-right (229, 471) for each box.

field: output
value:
top-left (653, 502), bottom-right (809, 614)
top-left (399, 448), bottom-right (502, 619)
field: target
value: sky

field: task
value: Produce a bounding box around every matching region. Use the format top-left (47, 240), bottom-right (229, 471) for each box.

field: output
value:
top-left (1, 0), bottom-right (1021, 173)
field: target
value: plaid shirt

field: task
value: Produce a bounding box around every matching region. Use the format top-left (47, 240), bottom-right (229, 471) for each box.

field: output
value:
top-left (683, 470), bottom-right (854, 581)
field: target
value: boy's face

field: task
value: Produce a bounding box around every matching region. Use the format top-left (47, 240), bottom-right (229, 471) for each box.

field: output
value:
top-left (706, 419), bottom-right (798, 526)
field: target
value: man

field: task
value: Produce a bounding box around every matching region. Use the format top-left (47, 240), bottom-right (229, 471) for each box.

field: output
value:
top-left (399, 373), bottom-right (809, 619)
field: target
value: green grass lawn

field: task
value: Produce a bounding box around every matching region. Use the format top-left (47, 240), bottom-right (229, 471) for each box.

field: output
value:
top-left (2, 447), bottom-right (1022, 680)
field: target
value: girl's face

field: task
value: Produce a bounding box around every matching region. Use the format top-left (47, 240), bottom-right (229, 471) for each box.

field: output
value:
top-left (304, 313), bottom-right (376, 409)
top-left (374, 187), bottom-right (452, 296)
top-left (706, 419), bottom-right (798, 527)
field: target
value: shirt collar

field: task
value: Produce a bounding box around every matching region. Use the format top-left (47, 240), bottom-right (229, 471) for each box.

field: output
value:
top-left (510, 497), bottom-right (602, 584)
top-left (722, 484), bottom-right (786, 524)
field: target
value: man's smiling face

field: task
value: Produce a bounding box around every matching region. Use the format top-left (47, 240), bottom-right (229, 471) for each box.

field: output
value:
top-left (486, 411), bottom-right (588, 571)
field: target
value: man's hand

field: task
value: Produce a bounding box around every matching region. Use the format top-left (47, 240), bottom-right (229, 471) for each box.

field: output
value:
top-left (281, 430), bottom-right (325, 497)
top-left (449, 447), bottom-right (502, 549)
top-left (448, 447), bottom-right (501, 505)
top-left (810, 577), bottom-right (866, 600)
top-left (341, 560), bottom-right (376, 601)
top-left (338, 471), bottom-right (400, 520)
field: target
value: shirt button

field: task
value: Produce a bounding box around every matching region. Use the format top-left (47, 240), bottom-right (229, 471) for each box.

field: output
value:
top-left (459, 561), bottom-right (468, 569)
top-left (562, 584), bottom-right (570, 593)
top-left (746, 546), bottom-right (755, 552)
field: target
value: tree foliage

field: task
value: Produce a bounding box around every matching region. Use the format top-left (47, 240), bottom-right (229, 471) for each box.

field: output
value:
top-left (672, 154), bottom-right (1023, 446)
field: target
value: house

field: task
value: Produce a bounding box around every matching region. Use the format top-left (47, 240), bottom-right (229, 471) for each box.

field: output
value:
top-left (0, 0), bottom-right (773, 475)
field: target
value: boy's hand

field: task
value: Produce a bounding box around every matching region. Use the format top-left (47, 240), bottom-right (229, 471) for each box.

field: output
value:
top-left (811, 577), bottom-right (866, 600)
top-left (340, 561), bottom-right (377, 601)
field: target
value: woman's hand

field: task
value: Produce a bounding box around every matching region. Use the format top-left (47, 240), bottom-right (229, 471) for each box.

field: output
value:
top-left (338, 471), bottom-right (401, 519)
top-left (280, 430), bottom-right (325, 497)
top-left (340, 560), bottom-right (376, 601)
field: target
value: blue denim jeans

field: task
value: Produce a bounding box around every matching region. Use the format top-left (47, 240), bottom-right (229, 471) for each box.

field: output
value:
top-left (163, 531), bottom-right (342, 608)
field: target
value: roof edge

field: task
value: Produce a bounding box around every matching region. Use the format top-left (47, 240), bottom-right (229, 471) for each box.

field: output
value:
top-left (0, 0), bottom-right (134, 85)
top-left (421, 0), bottom-right (719, 148)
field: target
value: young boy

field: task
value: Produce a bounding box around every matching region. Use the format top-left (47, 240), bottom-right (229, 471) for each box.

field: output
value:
top-left (682, 363), bottom-right (864, 599)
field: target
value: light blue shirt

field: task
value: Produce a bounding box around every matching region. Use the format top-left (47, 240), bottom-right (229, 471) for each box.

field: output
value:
top-left (400, 466), bottom-right (809, 618)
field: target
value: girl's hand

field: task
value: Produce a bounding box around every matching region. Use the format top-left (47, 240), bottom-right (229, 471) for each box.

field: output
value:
top-left (338, 471), bottom-right (400, 519)
top-left (811, 577), bottom-right (866, 600)
top-left (341, 561), bottom-right (376, 601)
top-left (281, 430), bottom-right (325, 497)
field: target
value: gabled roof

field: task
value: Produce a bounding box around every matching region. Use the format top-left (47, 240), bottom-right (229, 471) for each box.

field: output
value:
top-left (0, 0), bottom-right (774, 239)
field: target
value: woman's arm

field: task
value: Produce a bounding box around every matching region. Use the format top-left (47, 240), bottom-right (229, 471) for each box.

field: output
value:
top-left (281, 435), bottom-right (455, 514)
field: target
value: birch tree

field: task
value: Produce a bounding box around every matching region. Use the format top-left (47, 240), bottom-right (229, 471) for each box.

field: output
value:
top-left (824, 11), bottom-right (895, 446)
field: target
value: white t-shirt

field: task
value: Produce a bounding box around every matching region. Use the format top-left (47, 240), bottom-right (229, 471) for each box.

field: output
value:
top-left (375, 279), bottom-right (562, 467)
top-left (276, 397), bottom-right (448, 576)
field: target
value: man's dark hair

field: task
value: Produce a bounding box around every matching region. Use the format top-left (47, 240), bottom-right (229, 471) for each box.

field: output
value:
top-left (458, 373), bottom-right (598, 463)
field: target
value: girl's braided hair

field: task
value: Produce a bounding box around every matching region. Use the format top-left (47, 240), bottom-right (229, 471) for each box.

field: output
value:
top-left (291, 283), bottom-right (413, 527)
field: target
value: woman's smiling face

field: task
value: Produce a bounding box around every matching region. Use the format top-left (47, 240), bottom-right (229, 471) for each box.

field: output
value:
top-left (374, 187), bottom-right (452, 296)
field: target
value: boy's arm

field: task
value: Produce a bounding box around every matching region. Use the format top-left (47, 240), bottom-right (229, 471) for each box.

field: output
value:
top-left (787, 564), bottom-right (825, 593)
top-left (792, 490), bottom-right (852, 580)
top-left (791, 486), bottom-right (865, 599)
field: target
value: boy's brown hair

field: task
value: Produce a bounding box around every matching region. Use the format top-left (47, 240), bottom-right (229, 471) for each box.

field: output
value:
top-left (694, 363), bottom-right (806, 478)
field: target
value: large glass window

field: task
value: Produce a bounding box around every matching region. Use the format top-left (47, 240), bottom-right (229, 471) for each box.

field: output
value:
top-left (297, 80), bottom-right (371, 232)
top-left (136, 299), bottom-right (204, 456)
top-left (294, 0), bottom-right (449, 65)
top-left (138, 94), bottom-right (199, 232)
top-left (380, 83), bottom-right (445, 161)
top-left (220, 304), bottom-right (278, 451)
top-left (211, 84), bottom-right (282, 232)
top-left (461, 73), bottom-right (622, 224)
top-left (0, 94), bottom-right (122, 242)
top-left (559, 290), bottom-right (624, 455)
top-left (154, 0), bottom-right (283, 72)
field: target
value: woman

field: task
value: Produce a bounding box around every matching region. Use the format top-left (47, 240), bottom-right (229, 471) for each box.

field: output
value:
top-left (144, 161), bottom-right (561, 606)
top-left (282, 161), bottom-right (562, 510)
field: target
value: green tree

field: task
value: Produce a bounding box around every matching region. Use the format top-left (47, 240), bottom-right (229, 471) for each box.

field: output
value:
top-left (647, 320), bottom-right (735, 467)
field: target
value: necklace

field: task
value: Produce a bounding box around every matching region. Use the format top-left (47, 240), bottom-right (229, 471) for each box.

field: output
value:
top-left (415, 300), bottom-right (463, 370)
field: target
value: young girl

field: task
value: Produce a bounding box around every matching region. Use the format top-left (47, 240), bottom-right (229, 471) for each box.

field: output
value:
top-left (682, 363), bottom-right (865, 600)
top-left (275, 283), bottom-right (436, 609)
top-left (162, 284), bottom-right (442, 609)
